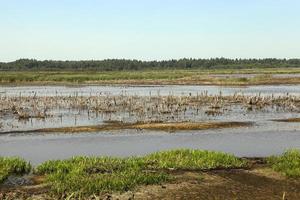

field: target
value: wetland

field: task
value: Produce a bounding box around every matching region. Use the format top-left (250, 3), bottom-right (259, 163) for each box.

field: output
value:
top-left (0, 75), bottom-right (299, 199)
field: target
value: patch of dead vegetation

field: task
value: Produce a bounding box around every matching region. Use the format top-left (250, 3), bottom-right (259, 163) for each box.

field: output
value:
top-left (131, 121), bottom-right (251, 132)
top-left (272, 118), bottom-right (300, 123)
top-left (1, 121), bottom-right (253, 134)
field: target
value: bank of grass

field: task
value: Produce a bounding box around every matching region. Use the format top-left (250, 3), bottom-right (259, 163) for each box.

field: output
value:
top-left (0, 68), bottom-right (300, 85)
top-left (34, 149), bottom-right (247, 197)
top-left (0, 157), bottom-right (31, 183)
top-left (268, 150), bottom-right (300, 178)
top-left (1, 150), bottom-right (300, 198)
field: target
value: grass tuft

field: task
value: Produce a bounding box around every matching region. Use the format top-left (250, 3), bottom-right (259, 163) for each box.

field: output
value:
top-left (143, 149), bottom-right (247, 170)
top-left (0, 157), bottom-right (31, 183)
top-left (267, 150), bottom-right (300, 178)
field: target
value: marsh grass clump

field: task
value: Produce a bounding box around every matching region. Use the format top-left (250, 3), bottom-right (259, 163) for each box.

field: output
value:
top-left (35, 150), bottom-right (246, 197)
top-left (0, 157), bottom-right (31, 183)
top-left (143, 149), bottom-right (247, 170)
top-left (267, 150), bottom-right (300, 178)
top-left (35, 156), bottom-right (169, 197)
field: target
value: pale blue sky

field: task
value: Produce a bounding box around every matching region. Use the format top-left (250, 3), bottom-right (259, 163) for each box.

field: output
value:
top-left (1, 0), bottom-right (299, 61)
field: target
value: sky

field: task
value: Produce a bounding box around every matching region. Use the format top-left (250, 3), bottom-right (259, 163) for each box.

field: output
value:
top-left (0, 0), bottom-right (300, 62)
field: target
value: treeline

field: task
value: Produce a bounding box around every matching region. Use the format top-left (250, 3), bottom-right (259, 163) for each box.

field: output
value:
top-left (0, 58), bottom-right (300, 71)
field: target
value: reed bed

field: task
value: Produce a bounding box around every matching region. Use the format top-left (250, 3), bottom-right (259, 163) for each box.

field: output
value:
top-left (0, 93), bottom-right (299, 126)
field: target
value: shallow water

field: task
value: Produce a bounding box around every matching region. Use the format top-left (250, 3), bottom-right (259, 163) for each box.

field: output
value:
top-left (0, 126), bottom-right (299, 165)
top-left (0, 84), bottom-right (299, 97)
top-left (0, 84), bottom-right (299, 163)
top-left (0, 106), bottom-right (298, 133)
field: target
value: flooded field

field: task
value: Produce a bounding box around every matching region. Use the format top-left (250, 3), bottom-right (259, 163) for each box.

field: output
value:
top-left (0, 84), bottom-right (299, 164)
top-left (1, 84), bottom-right (300, 97)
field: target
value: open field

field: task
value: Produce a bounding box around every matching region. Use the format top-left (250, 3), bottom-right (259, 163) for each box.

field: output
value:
top-left (0, 149), bottom-right (300, 199)
top-left (1, 68), bottom-right (300, 85)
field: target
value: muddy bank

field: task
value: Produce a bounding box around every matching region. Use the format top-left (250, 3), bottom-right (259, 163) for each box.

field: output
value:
top-left (0, 121), bottom-right (252, 134)
top-left (272, 118), bottom-right (300, 123)
top-left (131, 168), bottom-right (300, 200)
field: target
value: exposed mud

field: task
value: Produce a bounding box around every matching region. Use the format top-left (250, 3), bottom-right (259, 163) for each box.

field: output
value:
top-left (131, 169), bottom-right (300, 200)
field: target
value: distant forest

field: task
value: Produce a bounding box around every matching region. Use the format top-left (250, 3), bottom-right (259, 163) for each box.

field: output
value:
top-left (1, 58), bottom-right (300, 71)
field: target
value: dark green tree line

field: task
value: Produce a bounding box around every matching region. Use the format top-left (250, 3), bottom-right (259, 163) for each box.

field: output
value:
top-left (0, 58), bottom-right (299, 71)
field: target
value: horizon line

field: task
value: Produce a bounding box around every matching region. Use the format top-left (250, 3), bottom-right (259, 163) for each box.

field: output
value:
top-left (2, 57), bottom-right (300, 63)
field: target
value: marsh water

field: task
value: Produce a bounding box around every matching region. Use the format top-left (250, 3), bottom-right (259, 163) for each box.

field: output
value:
top-left (0, 85), bottom-right (299, 164)
top-left (1, 84), bottom-right (300, 97)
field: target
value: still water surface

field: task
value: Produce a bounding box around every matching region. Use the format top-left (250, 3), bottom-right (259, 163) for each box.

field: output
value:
top-left (1, 85), bottom-right (299, 97)
top-left (0, 84), bottom-right (299, 163)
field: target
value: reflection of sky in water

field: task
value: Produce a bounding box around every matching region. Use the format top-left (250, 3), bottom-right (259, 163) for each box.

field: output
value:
top-left (0, 85), bottom-right (299, 97)
top-left (0, 128), bottom-right (300, 165)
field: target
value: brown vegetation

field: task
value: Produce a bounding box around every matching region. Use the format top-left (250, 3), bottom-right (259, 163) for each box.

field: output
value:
top-left (272, 118), bottom-right (300, 123)
top-left (1, 121), bottom-right (252, 134)
top-left (1, 94), bottom-right (299, 124)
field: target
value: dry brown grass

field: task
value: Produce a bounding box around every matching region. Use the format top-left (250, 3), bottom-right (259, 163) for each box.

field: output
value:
top-left (272, 118), bottom-right (300, 123)
top-left (131, 121), bottom-right (251, 131)
top-left (5, 121), bottom-right (252, 134)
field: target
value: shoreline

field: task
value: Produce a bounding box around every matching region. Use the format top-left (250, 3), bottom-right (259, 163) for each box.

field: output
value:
top-left (1, 69), bottom-right (300, 86)
top-left (1, 78), bottom-right (300, 86)
top-left (1, 149), bottom-right (299, 199)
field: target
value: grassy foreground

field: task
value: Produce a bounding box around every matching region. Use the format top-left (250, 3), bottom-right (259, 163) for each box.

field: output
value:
top-left (1, 68), bottom-right (300, 85)
top-left (35, 150), bottom-right (246, 197)
top-left (1, 149), bottom-right (300, 199)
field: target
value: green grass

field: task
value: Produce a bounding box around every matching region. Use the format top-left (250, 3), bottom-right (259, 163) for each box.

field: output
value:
top-left (0, 68), bottom-right (300, 84)
top-left (268, 150), bottom-right (300, 178)
top-left (142, 149), bottom-right (247, 170)
top-left (0, 157), bottom-right (31, 183)
top-left (2, 149), bottom-right (300, 198)
top-left (35, 149), bottom-right (247, 197)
